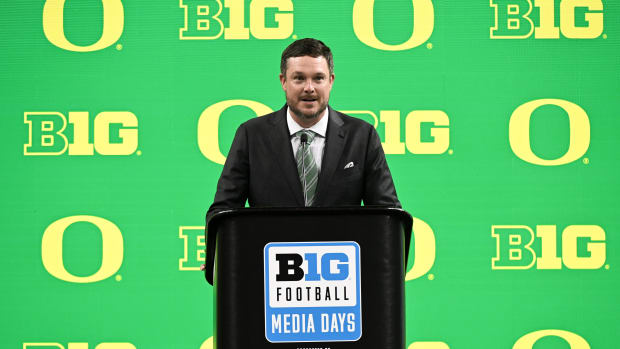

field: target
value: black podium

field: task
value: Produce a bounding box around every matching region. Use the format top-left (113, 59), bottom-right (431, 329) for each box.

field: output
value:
top-left (205, 207), bottom-right (412, 348)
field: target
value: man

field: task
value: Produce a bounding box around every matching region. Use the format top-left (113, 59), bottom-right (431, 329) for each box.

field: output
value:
top-left (206, 38), bottom-right (400, 224)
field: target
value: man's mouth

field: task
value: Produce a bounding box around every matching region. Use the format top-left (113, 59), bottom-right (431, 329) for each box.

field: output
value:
top-left (300, 97), bottom-right (317, 102)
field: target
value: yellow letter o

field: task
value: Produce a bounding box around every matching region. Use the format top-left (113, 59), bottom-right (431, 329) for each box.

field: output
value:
top-left (513, 329), bottom-right (590, 349)
top-left (197, 100), bottom-right (273, 165)
top-left (43, 0), bottom-right (124, 52)
top-left (353, 0), bottom-right (434, 51)
top-left (41, 215), bottom-right (124, 283)
top-left (509, 99), bottom-right (590, 166)
top-left (405, 217), bottom-right (436, 281)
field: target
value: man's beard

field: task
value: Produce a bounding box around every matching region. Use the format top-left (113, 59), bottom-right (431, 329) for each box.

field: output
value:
top-left (288, 98), bottom-right (328, 120)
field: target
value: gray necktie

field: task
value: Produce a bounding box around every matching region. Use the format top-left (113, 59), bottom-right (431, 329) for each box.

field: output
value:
top-left (295, 130), bottom-right (318, 206)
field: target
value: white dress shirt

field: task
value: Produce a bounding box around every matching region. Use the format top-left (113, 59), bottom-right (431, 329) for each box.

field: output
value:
top-left (287, 106), bottom-right (328, 172)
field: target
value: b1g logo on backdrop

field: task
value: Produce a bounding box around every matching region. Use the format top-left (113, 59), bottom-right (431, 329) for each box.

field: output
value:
top-left (264, 242), bottom-right (362, 343)
top-left (490, 0), bottom-right (604, 39)
top-left (343, 109), bottom-right (450, 155)
top-left (24, 111), bottom-right (138, 156)
top-left (492, 224), bottom-right (606, 270)
top-left (178, 226), bottom-right (205, 270)
top-left (24, 343), bottom-right (134, 349)
top-left (179, 0), bottom-right (293, 40)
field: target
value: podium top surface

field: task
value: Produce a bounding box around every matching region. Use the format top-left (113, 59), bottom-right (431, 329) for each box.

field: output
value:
top-left (204, 206), bottom-right (413, 284)
top-left (209, 206), bottom-right (411, 225)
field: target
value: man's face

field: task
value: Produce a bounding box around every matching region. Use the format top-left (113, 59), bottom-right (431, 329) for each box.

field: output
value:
top-left (280, 55), bottom-right (334, 122)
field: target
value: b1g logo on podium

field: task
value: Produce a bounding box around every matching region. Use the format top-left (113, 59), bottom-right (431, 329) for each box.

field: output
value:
top-left (264, 242), bottom-right (362, 343)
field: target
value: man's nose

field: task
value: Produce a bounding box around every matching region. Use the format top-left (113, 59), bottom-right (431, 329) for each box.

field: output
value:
top-left (303, 80), bottom-right (315, 92)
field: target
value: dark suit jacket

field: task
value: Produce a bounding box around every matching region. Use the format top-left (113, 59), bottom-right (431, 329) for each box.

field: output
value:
top-left (206, 105), bottom-right (400, 223)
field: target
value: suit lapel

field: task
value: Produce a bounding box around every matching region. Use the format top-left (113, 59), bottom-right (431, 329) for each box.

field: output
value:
top-left (314, 107), bottom-right (346, 206)
top-left (267, 106), bottom-right (305, 206)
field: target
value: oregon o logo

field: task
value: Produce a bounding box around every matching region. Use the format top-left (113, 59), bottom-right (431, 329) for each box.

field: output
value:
top-left (41, 215), bottom-right (124, 283)
top-left (352, 0), bottom-right (434, 51)
top-left (199, 337), bottom-right (214, 349)
top-left (405, 217), bottom-right (436, 281)
top-left (509, 99), bottom-right (590, 166)
top-left (197, 100), bottom-right (272, 164)
top-left (43, 0), bottom-right (124, 51)
top-left (513, 329), bottom-right (590, 349)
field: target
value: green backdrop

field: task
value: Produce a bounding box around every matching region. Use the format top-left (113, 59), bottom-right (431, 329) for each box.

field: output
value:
top-left (2, 0), bottom-right (618, 348)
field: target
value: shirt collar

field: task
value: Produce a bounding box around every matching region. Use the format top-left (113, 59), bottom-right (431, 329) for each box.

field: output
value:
top-left (286, 106), bottom-right (329, 137)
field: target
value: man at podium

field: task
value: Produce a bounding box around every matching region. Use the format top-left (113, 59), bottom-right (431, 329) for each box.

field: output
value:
top-left (207, 38), bottom-right (400, 223)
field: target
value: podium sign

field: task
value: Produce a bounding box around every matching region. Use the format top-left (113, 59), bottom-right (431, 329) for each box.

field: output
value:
top-left (264, 241), bottom-right (362, 342)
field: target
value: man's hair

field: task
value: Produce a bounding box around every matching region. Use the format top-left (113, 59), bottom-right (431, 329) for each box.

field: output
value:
top-left (280, 38), bottom-right (334, 76)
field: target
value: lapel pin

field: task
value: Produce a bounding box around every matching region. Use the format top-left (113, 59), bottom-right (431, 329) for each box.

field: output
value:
top-left (344, 162), bottom-right (354, 169)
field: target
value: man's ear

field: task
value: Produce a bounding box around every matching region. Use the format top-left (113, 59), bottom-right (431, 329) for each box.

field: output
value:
top-left (279, 73), bottom-right (286, 89)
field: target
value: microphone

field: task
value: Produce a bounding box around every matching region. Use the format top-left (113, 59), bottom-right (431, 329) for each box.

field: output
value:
top-left (300, 132), bottom-right (308, 205)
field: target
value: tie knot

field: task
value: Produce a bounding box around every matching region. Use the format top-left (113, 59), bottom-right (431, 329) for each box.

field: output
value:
top-left (296, 130), bottom-right (316, 144)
